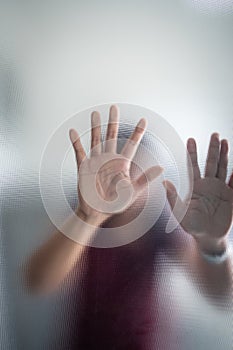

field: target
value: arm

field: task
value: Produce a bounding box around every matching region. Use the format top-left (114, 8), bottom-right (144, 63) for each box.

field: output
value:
top-left (186, 236), bottom-right (232, 299)
top-left (25, 105), bottom-right (162, 295)
top-left (24, 209), bottom-right (105, 295)
top-left (164, 134), bottom-right (233, 300)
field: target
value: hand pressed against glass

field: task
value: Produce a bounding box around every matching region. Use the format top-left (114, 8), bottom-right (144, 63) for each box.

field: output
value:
top-left (69, 105), bottom-right (163, 223)
top-left (164, 133), bottom-right (233, 253)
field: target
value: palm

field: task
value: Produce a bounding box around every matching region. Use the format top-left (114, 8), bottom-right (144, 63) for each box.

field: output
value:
top-left (78, 153), bottom-right (131, 216)
top-left (182, 177), bottom-right (233, 238)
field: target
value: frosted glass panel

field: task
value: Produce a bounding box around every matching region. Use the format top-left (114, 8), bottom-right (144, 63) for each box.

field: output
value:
top-left (0, 1), bottom-right (232, 349)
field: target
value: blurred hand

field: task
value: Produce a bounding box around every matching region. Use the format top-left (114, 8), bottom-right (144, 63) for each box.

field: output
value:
top-left (164, 133), bottom-right (233, 253)
top-left (70, 105), bottom-right (163, 224)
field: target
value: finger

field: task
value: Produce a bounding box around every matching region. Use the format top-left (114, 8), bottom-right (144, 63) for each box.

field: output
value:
top-left (162, 180), bottom-right (183, 211)
top-left (69, 129), bottom-right (86, 168)
top-left (228, 173), bottom-right (233, 189)
top-left (216, 139), bottom-right (228, 182)
top-left (187, 138), bottom-right (201, 181)
top-left (133, 166), bottom-right (163, 194)
top-left (91, 111), bottom-right (102, 156)
top-left (104, 105), bottom-right (119, 153)
top-left (204, 133), bottom-right (220, 178)
top-left (121, 118), bottom-right (147, 160)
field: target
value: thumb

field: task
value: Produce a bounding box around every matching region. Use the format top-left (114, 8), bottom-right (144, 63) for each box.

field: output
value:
top-left (162, 180), bottom-right (182, 211)
top-left (133, 166), bottom-right (163, 194)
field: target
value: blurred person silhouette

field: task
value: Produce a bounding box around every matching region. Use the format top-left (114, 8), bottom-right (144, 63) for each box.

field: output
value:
top-left (25, 105), bottom-right (233, 350)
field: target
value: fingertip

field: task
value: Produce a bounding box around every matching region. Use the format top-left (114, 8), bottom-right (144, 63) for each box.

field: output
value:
top-left (158, 166), bottom-right (164, 173)
top-left (187, 138), bottom-right (196, 151)
top-left (211, 132), bottom-right (220, 141)
top-left (91, 110), bottom-right (101, 124)
top-left (147, 166), bottom-right (163, 181)
top-left (162, 180), bottom-right (176, 193)
top-left (109, 104), bottom-right (119, 122)
top-left (162, 180), bottom-right (169, 189)
top-left (69, 128), bottom-right (78, 144)
top-left (110, 104), bottom-right (119, 113)
top-left (137, 118), bottom-right (147, 130)
top-left (221, 139), bottom-right (229, 153)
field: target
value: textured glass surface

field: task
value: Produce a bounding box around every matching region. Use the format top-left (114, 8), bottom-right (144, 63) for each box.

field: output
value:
top-left (0, 1), bottom-right (233, 349)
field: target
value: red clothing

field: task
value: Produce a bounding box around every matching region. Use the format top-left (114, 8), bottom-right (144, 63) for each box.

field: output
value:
top-left (59, 214), bottom-right (180, 350)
